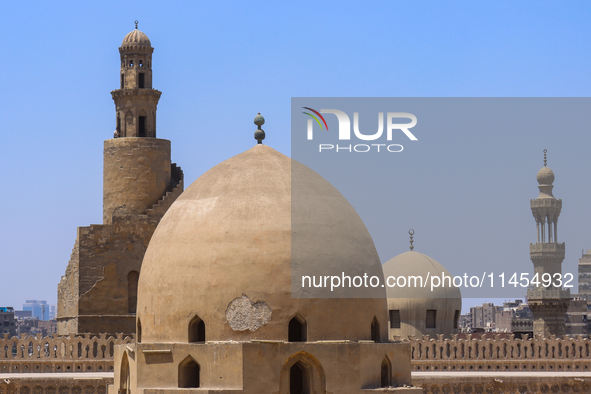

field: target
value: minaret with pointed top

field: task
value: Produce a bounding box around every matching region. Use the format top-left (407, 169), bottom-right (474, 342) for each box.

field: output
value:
top-left (527, 149), bottom-right (570, 338)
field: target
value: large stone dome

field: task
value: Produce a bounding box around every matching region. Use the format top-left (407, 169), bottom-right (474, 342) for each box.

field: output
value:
top-left (382, 251), bottom-right (461, 339)
top-left (137, 145), bottom-right (388, 343)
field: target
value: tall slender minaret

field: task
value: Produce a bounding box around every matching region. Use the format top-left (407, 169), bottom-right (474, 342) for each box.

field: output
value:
top-left (57, 23), bottom-right (183, 335)
top-left (527, 149), bottom-right (570, 338)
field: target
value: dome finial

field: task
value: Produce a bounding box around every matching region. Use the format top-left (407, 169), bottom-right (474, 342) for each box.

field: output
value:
top-left (409, 229), bottom-right (415, 251)
top-left (254, 113), bottom-right (265, 144)
top-left (134, 20), bottom-right (138, 30)
top-left (543, 149), bottom-right (547, 167)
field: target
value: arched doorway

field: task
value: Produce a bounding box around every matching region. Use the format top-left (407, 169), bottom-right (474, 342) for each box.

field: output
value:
top-left (278, 352), bottom-right (326, 394)
top-left (178, 356), bottom-right (200, 388)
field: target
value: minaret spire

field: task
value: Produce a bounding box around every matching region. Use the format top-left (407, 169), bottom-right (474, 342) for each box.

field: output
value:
top-left (543, 148), bottom-right (547, 167)
top-left (111, 25), bottom-right (161, 137)
top-left (527, 149), bottom-right (570, 338)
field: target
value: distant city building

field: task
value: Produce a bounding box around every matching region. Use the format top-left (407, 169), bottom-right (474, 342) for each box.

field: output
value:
top-left (23, 300), bottom-right (50, 320)
top-left (0, 307), bottom-right (17, 337)
top-left (49, 305), bottom-right (56, 320)
top-left (566, 298), bottom-right (588, 336)
top-left (459, 300), bottom-right (534, 335)
top-left (14, 310), bottom-right (32, 319)
top-left (470, 303), bottom-right (502, 330)
top-left (578, 250), bottom-right (591, 296)
top-left (38, 319), bottom-right (58, 336)
top-left (16, 316), bottom-right (39, 335)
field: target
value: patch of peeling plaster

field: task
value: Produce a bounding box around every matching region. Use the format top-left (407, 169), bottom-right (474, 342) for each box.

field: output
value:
top-left (225, 294), bottom-right (272, 331)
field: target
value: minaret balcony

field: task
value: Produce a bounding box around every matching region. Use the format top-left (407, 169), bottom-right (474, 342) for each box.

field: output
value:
top-left (111, 88), bottom-right (162, 100)
top-left (529, 242), bottom-right (565, 260)
top-left (530, 198), bottom-right (562, 208)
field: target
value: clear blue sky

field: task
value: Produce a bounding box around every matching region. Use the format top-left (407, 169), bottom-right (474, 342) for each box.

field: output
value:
top-left (1, 1), bottom-right (590, 314)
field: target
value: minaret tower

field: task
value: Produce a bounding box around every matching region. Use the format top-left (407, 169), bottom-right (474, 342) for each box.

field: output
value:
top-left (111, 20), bottom-right (160, 138)
top-left (527, 149), bottom-right (570, 338)
top-left (104, 22), bottom-right (172, 224)
top-left (57, 23), bottom-right (183, 335)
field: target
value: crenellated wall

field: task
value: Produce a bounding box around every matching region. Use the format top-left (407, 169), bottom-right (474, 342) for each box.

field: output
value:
top-left (408, 334), bottom-right (591, 372)
top-left (0, 334), bottom-right (133, 374)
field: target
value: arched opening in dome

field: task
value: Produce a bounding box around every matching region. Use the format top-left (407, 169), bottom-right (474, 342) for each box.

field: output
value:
top-left (188, 316), bottom-right (205, 343)
top-left (137, 318), bottom-right (142, 343)
top-left (371, 317), bottom-right (380, 342)
top-left (290, 361), bottom-right (309, 394)
top-left (279, 352), bottom-right (326, 394)
top-left (120, 352), bottom-right (130, 394)
top-left (454, 310), bottom-right (460, 329)
top-left (127, 271), bottom-right (139, 314)
top-left (288, 314), bottom-right (307, 342)
top-left (380, 356), bottom-right (392, 387)
top-left (178, 356), bottom-right (200, 388)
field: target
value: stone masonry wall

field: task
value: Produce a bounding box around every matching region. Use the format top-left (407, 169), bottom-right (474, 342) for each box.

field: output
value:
top-left (57, 165), bottom-right (183, 336)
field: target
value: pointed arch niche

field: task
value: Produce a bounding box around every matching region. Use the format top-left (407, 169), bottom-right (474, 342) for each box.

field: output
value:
top-left (178, 356), bottom-right (200, 388)
top-left (188, 315), bottom-right (205, 343)
top-left (371, 316), bottom-right (380, 343)
top-left (288, 313), bottom-right (307, 342)
top-left (380, 355), bottom-right (392, 387)
top-left (278, 352), bottom-right (326, 394)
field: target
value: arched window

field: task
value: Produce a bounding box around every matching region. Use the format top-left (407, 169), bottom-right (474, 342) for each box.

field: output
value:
top-left (381, 356), bottom-right (392, 387)
top-left (188, 316), bottom-right (205, 343)
top-left (288, 314), bottom-right (307, 342)
top-left (371, 317), bottom-right (380, 343)
top-left (178, 356), bottom-right (200, 388)
top-left (127, 271), bottom-right (139, 314)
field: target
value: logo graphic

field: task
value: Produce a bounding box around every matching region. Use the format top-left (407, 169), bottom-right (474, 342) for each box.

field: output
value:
top-left (303, 108), bottom-right (418, 153)
top-left (302, 107), bottom-right (329, 131)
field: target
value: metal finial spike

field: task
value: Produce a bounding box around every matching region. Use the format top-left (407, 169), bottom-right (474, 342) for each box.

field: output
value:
top-left (409, 229), bottom-right (415, 251)
top-left (543, 149), bottom-right (547, 167)
top-left (134, 20), bottom-right (138, 29)
top-left (254, 113), bottom-right (265, 144)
